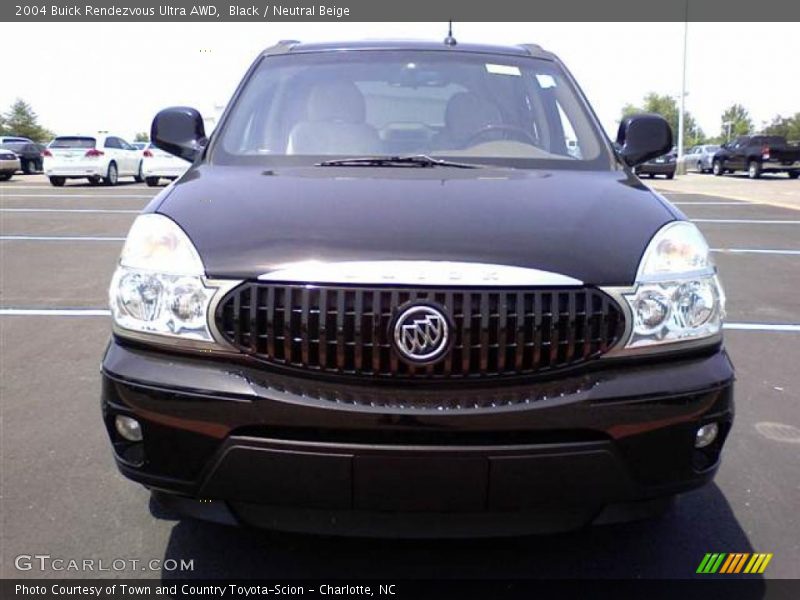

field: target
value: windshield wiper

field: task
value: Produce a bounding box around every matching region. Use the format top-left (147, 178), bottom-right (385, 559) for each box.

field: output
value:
top-left (316, 154), bottom-right (483, 169)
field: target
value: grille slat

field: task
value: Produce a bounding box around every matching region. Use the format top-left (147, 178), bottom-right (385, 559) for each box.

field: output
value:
top-left (217, 283), bottom-right (624, 380)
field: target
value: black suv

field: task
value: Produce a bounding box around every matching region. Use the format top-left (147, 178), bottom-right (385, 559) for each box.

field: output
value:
top-left (102, 40), bottom-right (734, 536)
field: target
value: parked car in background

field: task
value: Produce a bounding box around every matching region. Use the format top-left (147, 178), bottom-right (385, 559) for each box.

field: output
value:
top-left (43, 133), bottom-right (144, 186)
top-left (634, 147), bottom-right (676, 179)
top-left (680, 144), bottom-right (720, 174)
top-left (0, 135), bottom-right (33, 144)
top-left (713, 135), bottom-right (800, 179)
top-left (141, 142), bottom-right (190, 186)
top-left (0, 140), bottom-right (44, 173)
top-left (0, 147), bottom-right (21, 180)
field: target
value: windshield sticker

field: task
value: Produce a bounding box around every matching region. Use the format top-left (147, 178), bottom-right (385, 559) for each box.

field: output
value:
top-left (485, 64), bottom-right (521, 76)
top-left (536, 74), bottom-right (557, 88)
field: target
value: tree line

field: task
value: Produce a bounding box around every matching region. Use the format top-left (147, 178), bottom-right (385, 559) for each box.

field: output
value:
top-left (0, 99), bottom-right (54, 142)
top-left (622, 92), bottom-right (800, 149)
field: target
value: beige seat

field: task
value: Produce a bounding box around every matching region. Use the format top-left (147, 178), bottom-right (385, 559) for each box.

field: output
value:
top-left (287, 82), bottom-right (381, 155)
top-left (432, 92), bottom-right (503, 150)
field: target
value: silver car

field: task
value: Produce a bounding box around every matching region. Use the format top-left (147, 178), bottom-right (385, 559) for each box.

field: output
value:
top-left (0, 148), bottom-right (21, 181)
top-left (681, 144), bottom-right (721, 174)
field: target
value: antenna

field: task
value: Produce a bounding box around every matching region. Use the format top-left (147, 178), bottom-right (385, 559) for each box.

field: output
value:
top-left (444, 21), bottom-right (457, 46)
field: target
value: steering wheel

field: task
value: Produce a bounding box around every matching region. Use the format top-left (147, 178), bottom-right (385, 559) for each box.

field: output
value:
top-left (465, 124), bottom-right (538, 147)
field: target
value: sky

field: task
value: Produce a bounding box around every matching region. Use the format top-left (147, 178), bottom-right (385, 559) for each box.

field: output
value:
top-left (2, 21), bottom-right (799, 141)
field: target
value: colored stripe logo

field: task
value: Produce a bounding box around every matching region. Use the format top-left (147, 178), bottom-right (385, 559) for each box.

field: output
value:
top-left (697, 553), bottom-right (773, 574)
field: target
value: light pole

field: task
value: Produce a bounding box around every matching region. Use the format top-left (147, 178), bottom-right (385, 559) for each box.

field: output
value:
top-left (723, 120), bottom-right (733, 142)
top-left (677, 0), bottom-right (689, 168)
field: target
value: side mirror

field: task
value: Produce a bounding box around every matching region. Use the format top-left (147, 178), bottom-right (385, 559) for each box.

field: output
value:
top-left (151, 106), bottom-right (206, 162)
top-left (616, 113), bottom-right (673, 167)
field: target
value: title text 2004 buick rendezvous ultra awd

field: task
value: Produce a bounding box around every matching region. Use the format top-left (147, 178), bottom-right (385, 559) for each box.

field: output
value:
top-left (102, 40), bottom-right (734, 536)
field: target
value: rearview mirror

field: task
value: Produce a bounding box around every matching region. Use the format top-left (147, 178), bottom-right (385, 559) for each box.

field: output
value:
top-left (151, 107), bottom-right (206, 162)
top-left (616, 114), bottom-right (673, 167)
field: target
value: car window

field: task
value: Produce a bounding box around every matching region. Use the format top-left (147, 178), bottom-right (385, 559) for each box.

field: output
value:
top-left (104, 137), bottom-right (122, 149)
top-left (214, 50), bottom-right (609, 169)
top-left (51, 137), bottom-right (96, 149)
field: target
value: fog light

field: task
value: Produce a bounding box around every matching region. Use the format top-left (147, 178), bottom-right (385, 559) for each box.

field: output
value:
top-left (695, 422), bottom-right (719, 448)
top-left (115, 415), bottom-right (143, 442)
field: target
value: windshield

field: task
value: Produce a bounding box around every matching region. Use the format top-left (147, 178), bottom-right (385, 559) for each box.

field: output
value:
top-left (213, 50), bottom-right (610, 169)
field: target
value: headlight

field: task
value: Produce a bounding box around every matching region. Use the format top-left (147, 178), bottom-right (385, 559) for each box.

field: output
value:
top-left (109, 214), bottom-right (234, 345)
top-left (619, 221), bottom-right (725, 351)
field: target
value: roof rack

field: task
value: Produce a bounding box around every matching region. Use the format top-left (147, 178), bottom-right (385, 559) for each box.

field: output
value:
top-left (518, 43), bottom-right (553, 59)
top-left (262, 40), bottom-right (300, 56)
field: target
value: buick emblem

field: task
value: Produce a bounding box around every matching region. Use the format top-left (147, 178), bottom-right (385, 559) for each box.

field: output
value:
top-left (393, 304), bottom-right (450, 364)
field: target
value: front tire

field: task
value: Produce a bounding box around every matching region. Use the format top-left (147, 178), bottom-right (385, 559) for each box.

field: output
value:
top-left (49, 176), bottom-right (66, 187)
top-left (697, 161), bottom-right (704, 173)
top-left (87, 176), bottom-right (101, 185)
top-left (23, 159), bottom-right (37, 174)
top-left (0, 173), bottom-right (12, 181)
top-left (104, 162), bottom-right (118, 186)
top-left (134, 161), bottom-right (144, 183)
top-left (787, 171), bottom-right (799, 180)
top-left (666, 172), bottom-right (675, 180)
top-left (748, 161), bottom-right (761, 179)
top-left (145, 176), bottom-right (160, 187)
top-left (713, 160), bottom-right (724, 176)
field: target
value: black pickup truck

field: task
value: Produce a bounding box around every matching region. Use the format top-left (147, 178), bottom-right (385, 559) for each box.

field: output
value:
top-left (712, 135), bottom-right (800, 179)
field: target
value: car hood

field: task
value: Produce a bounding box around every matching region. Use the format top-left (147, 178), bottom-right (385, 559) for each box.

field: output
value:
top-left (156, 165), bottom-right (677, 286)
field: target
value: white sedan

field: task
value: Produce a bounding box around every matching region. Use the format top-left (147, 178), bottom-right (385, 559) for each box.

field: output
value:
top-left (43, 133), bottom-right (144, 186)
top-left (142, 143), bottom-right (190, 186)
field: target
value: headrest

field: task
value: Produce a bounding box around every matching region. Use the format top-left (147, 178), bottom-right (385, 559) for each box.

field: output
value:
top-left (445, 92), bottom-right (501, 135)
top-left (307, 81), bottom-right (366, 123)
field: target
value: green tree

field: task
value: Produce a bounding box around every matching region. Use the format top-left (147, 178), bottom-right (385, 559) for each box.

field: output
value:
top-left (621, 92), bottom-right (705, 150)
top-left (719, 104), bottom-right (752, 141)
top-left (3, 99), bottom-right (53, 142)
top-left (762, 113), bottom-right (800, 142)
top-left (134, 131), bottom-right (150, 142)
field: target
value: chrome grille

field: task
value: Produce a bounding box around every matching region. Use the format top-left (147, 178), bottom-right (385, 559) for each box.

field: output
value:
top-left (216, 283), bottom-right (625, 379)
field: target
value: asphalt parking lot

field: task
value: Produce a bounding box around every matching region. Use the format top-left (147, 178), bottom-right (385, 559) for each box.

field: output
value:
top-left (1, 172), bottom-right (798, 580)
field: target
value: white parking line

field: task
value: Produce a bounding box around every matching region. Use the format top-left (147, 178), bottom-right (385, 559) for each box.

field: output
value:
top-left (0, 193), bottom-right (154, 198)
top-left (725, 323), bottom-right (800, 332)
top-left (673, 201), bottom-right (750, 206)
top-left (0, 308), bottom-right (110, 316)
top-left (0, 235), bottom-right (125, 241)
top-left (693, 219), bottom-right (800, 225)
top-left (0, 208), bottom-right (139, 214)
top-left (712, 248), bottom-right (800, 256)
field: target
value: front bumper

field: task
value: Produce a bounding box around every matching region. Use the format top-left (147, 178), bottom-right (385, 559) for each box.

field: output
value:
top-left (101, 339), bottom-right (734, 536)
